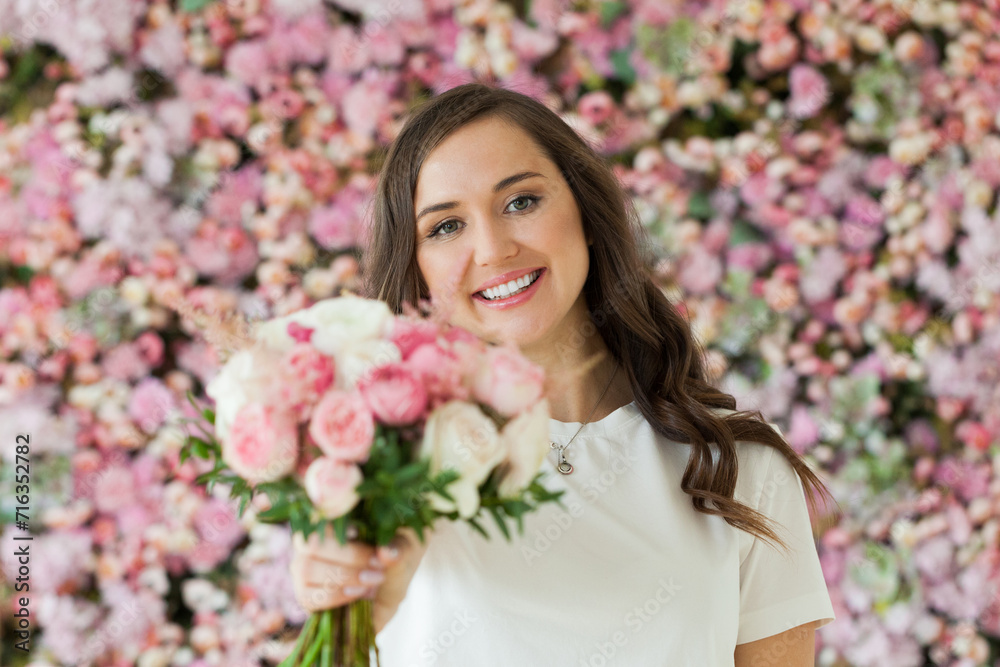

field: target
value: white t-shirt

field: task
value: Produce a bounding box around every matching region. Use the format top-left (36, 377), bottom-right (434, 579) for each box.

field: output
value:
top-left (375, 401), bottom-right (835, 666)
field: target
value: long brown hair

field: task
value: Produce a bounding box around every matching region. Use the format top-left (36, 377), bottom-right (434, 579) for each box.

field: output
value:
top-left (360, 82), bottom-right (837, 552)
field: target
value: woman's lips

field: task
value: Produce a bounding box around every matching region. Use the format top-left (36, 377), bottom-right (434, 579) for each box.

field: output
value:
top-left (472, 268), bottom-right (545, 309)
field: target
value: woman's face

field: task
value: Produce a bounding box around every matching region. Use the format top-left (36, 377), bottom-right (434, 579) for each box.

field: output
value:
top-left (413, 116), bottom-right (591, 352)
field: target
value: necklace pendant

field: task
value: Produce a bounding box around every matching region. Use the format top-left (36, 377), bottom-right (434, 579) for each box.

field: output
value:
top-left (552, 443), bottom-right (574, 475)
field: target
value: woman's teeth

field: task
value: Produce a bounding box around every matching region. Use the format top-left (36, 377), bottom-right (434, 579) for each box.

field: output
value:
top-left (478, 270), bottom-right (541, 300)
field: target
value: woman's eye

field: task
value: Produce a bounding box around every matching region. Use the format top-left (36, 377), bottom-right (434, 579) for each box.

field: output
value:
top-left (507, 195), bottom-right (539, 212)
top-left (429, 220), bottom-right (459, 237)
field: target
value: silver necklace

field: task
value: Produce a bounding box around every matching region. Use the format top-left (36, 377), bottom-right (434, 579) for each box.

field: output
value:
top-left (549, 363), bottom-right (619, 475)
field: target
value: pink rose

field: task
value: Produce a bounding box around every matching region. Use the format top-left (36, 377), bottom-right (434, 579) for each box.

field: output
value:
top-left (357, 364), bottom-right (428, 426)
top-left (303, 457), bottom-right (363, 519)
top-left (787, 64), bottom-right (829, 119)
top-left (406, 342), bottom-right (470, 406)
top-left (472, 344), bottom-right (545, 416)
top-left (578, 90), bottom-right (614, 126)
top-left (389, 317), bottom-right (441, 359)
top-left (308, 390), bottom-right (375, 462)
top-left (224, 403), bottom-right (299, 485)
top-left (279, 343), bottom-right (336, 420)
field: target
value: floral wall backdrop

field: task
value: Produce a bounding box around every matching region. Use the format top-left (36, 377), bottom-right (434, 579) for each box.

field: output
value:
top-left (1, 0), bottom-right (999, 665)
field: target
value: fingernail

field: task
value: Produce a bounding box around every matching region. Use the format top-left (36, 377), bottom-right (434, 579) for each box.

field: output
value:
top-left (343, 586), bottom-right (367, 597)
top-left (383, 546), bottom-right (399, 560)
top-left (359, 569), bottom-right (385, 585)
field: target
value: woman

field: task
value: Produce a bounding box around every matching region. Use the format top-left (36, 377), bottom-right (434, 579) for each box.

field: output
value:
top-left (290, 82), bottom-right (837, 666)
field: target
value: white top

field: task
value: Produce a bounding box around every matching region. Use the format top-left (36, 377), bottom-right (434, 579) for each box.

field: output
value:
top-left (375, 401), bottom-right (835, 666)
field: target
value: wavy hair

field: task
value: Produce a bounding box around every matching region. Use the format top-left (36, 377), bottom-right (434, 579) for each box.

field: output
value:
top-left (360, 82), bottom-right (836, 551)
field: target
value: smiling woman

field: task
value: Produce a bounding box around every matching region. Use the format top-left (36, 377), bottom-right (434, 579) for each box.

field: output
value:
top-left (291, 82), bottom-right (838, 666)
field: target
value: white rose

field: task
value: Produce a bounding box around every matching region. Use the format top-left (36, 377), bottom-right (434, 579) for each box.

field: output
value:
top-left (335, 338), bottom-right (402, 390)
top-left (497, 398), bottom-right (551, 496)
top-left (205, 349), bottom-right (255, 443)
top-left (419, 401), bottom-right (504, 519)
top-left (255, 295), bottom-right (394, 356)
top-left (204, 347), bottom-right (281, 442)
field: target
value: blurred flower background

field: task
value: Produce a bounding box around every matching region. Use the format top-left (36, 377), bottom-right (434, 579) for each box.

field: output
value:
top-left (1, 0), bottom-right (999, 665)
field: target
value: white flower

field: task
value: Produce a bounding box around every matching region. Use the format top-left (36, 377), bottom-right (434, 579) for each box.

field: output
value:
top-left (497, 398), bottom-right (551, 496)
top-left (419, 401), bottom-right (504, 519)
top-left (204, 347), bottom-right (281, 442)
top-left (255, 295), bottom-right (394, 356)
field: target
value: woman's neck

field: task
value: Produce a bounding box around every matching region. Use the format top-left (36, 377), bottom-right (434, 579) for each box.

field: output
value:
top-left (521, 328), bottom-right (633, 424)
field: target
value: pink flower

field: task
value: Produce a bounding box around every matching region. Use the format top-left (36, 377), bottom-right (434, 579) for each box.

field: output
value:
top-left (787, 64), bottom-right (829, 119)
top-left (303, 457), bottom-right (362, 519)
top-left (279, 343), bottom-right (336, 420)
top-left (956, 420), bottom-right (992, 452)
top-left (407, 342), bottom-right (470, 406)
top-left (357, 364), bottom-right (428, 426)
top-left (308, 390), bottom-right (375, 462)
top-left (224, 403), bottom-right (299, 485)
top-left (472, 344), bottom-right (545, 417)
top-left (307, 203), bottom-right (362, 250)
top-left (128, 378), bottom-right (176, 434)
top-left (578, 90), bottom-right (615, 126)
top-left (678, 245), bottom-right (723, 295)
top-left (389, 317), bottom-right (441, 359)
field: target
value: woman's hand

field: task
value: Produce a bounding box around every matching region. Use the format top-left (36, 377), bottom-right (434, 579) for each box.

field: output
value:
top-left (290, 525), bottom-right (431, 634)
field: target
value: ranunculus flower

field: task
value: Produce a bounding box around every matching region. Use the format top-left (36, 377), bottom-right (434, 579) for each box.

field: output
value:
top-left (308, 390), bottom-right (375, 462)
top-left (497, 398), bottom-right (551, 496)
top-left (304, 457), bottom-right (362, 519)
top-left (472, 343), bottom-right (545, 416)
top-left (358, 364), bottom-right (428, 426)
top-left (419, 400), bottom-right (504, 518)
top-left (224, 403), bottom-right (298, 485)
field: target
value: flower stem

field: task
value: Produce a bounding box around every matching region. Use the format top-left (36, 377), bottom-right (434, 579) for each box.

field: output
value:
top-left (279, 612), bottom-right (319, 667)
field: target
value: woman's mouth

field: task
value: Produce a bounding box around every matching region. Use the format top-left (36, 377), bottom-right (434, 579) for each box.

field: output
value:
top-left (472, 268), bottom-right (545, 308)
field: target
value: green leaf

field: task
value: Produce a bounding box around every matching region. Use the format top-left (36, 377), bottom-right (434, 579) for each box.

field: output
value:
top-left (687, 191), bottom-right (713, 220)
top-left (609, 49), bottom-right (636, 86)
top-left (467, 516), bottom-right (490, 540)
top-left (599, 1), bottom-right (628, 27)
top-left (180, 0), bottom-right (214, 11)
top-left (202, 408), bottom-right (215, 425)
top-left (488, 505), bottom-right (511, 541)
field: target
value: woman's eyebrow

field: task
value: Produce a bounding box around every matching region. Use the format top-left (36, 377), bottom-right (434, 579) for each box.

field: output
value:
top-left (415, 171), bottom-right (547, 222)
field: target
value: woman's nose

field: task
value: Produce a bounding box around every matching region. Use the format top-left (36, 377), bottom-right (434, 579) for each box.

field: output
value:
top-left (471, 218), bottom-right (518, 267)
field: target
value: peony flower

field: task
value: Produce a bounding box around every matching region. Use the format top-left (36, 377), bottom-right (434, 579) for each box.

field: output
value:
top-left (389, 317), bottom-right (441, 359)
top-left (497, 398), bottom-right (551, 496)
top-left (303, 457), bottom-right (362, 519)
top-left (472, 343), bottom-right (545, 417)
top-left (419, 400), bottom-right (504, 518)
top-left (357, 363), bottom-right (428, 426)
top-left (279, 343), bottom-right (336, 420)
top-left (223, 403), bottom-right (298, 485)
top-left (406, 342), bottom-right (470, 406)
top-left (308, 390), bottom-right (375, 462)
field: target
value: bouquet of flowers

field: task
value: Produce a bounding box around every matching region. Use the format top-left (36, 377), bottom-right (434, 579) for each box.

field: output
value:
top-left (179, 294), bottom-right (563, 666)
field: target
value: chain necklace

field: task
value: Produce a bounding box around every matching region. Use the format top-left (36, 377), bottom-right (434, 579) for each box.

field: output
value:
top-left (549, 363), bottom-right (619, 475)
